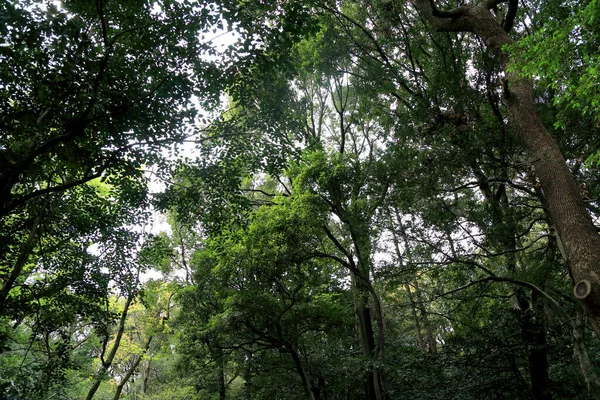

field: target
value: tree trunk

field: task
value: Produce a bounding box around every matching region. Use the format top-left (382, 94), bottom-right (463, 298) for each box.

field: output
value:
top-left (391, 212), bottom-right (436, 355)
top-left (113, 336), bottom-right (153, 400)
top-left (351, 226), bottom-right (388, 400)
top-left (86, 294), bottom-right (134, 400)
top-left (572, 311), bottom-right (600, 399)
top-left (414, 280), bottom-right (436, 354)
top-left (351, 272), bottom-right (380, 400)
top-left (477, 164), bottom-right (553, 399)
top-left (289, 347), bottom-right (318, 400)
top-left (517, 291), bottom-right (553, 400)
top-left (405, 283), bottom-right (426, 352)
top-left (142, 357), bottom-right (152, 394)
top-left (327, 210), bottom-right (387, 399)
top-left (0, 197), bottom-right (49, 314)
top-left (112, 358), bottom-right (138, 400)
top-left (217, 347), bottom-right (226, 400)
top-left (412, 0), bottom-right (600, 327)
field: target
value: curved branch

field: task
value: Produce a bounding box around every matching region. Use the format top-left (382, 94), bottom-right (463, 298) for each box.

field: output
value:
top-left (0, 196), bottom-right (50, 313)
top-left (2, 150), bottom-right (120, 215)
top-left (438, 275), bottom-right (561, 308)
top-left (428, 0), bottom-right (470, 19)
top-left (310, 251), bottom-right (353, 270)
top-left (412, 0), bottom-right (473, 32)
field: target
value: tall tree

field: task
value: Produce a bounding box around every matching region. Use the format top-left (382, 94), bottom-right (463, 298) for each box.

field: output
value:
top-left (0, 0), bottom-right (254, 331)
top-left (407, 0), bottom-right (600, 325)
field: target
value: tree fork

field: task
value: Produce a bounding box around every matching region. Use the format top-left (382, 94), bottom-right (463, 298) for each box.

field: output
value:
top-left (413, 0), bottom-right (600, 325)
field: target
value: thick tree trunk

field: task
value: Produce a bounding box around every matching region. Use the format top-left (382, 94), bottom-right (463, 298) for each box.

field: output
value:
top-left (413, 0), bottom-right (600, 326)
top-left (328, 209), bottom-right (387, 399)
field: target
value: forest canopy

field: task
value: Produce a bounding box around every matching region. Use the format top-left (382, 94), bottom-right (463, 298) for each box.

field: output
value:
top-left (1, 0), bottom-right (600, 399)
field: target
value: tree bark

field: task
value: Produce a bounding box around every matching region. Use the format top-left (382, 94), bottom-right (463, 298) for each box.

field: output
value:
top-left (350, 272), bottom-right (380, 400)
top-left (412, 0), bottom-right (600, 325)
top-left (350, 223), bottom-right (387, 400)
top-left (325, 210), bottom-right (387, 399)
top-left (405, 282), bottom-right (426, 352)
top-left (476, 163), bottom-right (553, 399)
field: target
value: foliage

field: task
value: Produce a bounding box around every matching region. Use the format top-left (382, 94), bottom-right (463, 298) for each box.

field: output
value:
top-left (508, 0), bottom-right (600, 127)
top-left (3, 1), bottom-right (600, 399)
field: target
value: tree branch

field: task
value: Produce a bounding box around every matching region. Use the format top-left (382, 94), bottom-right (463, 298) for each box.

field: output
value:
top-left (0, 196), bottom-right (50, 313)
top-left (428, 0), bottom-right (470, 19)
top-left (502, 0), bottom-right (518, 32)
top-left (439, 275), bottom-right (561, 309)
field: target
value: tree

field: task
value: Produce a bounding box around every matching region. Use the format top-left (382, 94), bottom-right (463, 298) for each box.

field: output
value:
top-left (405, 0), bottom-right (600, 326)
top-left (4, 0), bottom-right (600, 398)
top-left (86, 293), bottom-right (135, 400)
top-left (0, 0), bottom-right (252, 331)
top-left (176, 192), bottom-right (353, 400)
top-left (509, 0), bottom-right (600, 129)
top-left (0, 1), bottom-right (256, 393)
top-left (109, 280), bottom-right (177, 400)
top-left (173, 1), bottom-right (600, 398)
top-left (0, 179), bottom-right (144, 399)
